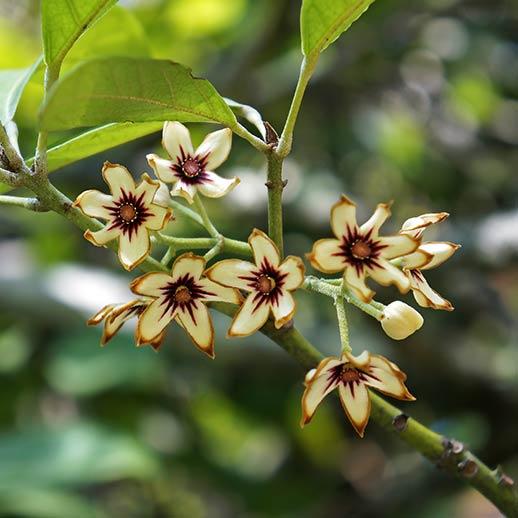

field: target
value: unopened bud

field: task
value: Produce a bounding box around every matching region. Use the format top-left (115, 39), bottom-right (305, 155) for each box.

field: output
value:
top-left (154, 181), bottom-right (171, 206)
top-left (381, 301), bottom-right (424, 340)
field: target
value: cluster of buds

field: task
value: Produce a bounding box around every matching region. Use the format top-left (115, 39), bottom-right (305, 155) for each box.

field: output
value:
top-left (74, 121), bottom-right (459, 437)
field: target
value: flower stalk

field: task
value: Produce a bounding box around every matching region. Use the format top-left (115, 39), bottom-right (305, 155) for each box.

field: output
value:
top-left (266, 150), bottom-right (285, 256)
top-left (335, 290), bottom-right (351, 353)
top-left (193, 193), bottom-right (220, 238)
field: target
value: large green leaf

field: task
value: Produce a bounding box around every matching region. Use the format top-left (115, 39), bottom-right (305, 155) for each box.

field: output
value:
top-left (40, 57), bottom-right (237, 131)
top-left (41, 0), bottom-right (117, 68)
top-left (0, 57), bottom-right (42, 124)
top-left (301, 0), bottom-right (376, 58)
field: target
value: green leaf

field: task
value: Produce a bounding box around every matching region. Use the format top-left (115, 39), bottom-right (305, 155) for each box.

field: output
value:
top-left (27, 122), bottom-right (163, 173)
top-left (301, 0), bottom-right (376, 58)
top-left (40, 57), bottom-right (237, 131)
top-left (41, 0), bottom-right (117, 69)
top-left (0, 57), bottom-right (42, 124)
top-left (224, 97), bottom-right (266, 139)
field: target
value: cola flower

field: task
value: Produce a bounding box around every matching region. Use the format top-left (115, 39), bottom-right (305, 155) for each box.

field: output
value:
top-left (88, 299), bottom-right (165, 350)
top-left (74, 162), bottom-right (173, 271)
top-left (130, 253), bottom-right (242, 358)
top-left (308, 195), bottom-right (420, 302)
top-left (205, 229), bottom-right (305, 337)
top-left (400, 213), bottom-right (461, 310)
top-left (146, 121), bottom-right (239, 204)
top-left (301, 350), bottom-right (415, 437)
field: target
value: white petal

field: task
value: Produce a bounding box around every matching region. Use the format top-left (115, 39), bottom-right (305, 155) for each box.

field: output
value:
top-left (363, 356), bottom-right (415, 400)
top-left (131, 272), bottom-right (172, 297)
top-left (338, 381), bottom-right (371, 437)
top-left (419, 242), bottom-right (460, 270)
top-left (249, 228), bottom-right (280, 268)
top-left (401, 249), bottom-right (433, 270)
top-left (410, 270), bottom-right (453, 310)
top-left (135, 173), bottom-right (160, 205)
top-left (196, 277), bottom-right (243, 304)
top-left (144, 204), bottom-right (172, 231)
top-left (197, 171), bottom-right (239, 198)
top-left (300, 357), bottom-right (343, 425)
top-left (84, 226), bottom-right (119, 246)
top-left (102, 162), bottom-right (135, 198)
top-left (118, 225), bottom-right (151, 271)
top-left (171, 253), bottom-right (206, 281)
top-left (278, 255), bottom-right (305, 291)
top-left (137, 297), bottom-right (176, 344)
top-left (170, 181), bottom-right (197, 204)
top-left (271, 291), bottom-right (296, 328)
top-left (308, 238), bottom-right (344, 273)
top-left (162, 121), bottom-right (193, 159)
top-left (378, 234), bottom-right (419, 260)
top-left (103, 300), bottom-right (142, 345)
top-left (195, 128), bottom-right (232, 170)
top-left (228, 292), bottom-right (270, 337)
top-left (176, 302), bottom-right (215, 357)
top-left (400, 212), bottom-right (449, 238)
top-left (146, 154), bottom-right (178, 184)
top-left (74, 190), bottom-right (113, 219)
top-left (205, 259), bottom-right (257, 291)
top-left (344, 266), bottom-right (374, 302)
top-left (330, 195), bottom-right (358, 239)
top-left (360, 202), bottom-right (391, 236)
top-left (369, 258), bottom-right (410, 293)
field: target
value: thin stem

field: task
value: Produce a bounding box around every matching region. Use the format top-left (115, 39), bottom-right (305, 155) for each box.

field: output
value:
top-left (335, 291), bottom-right (351, 353)
top-left (156, 234), bottom-right (251, 258)
top-left (276, 56), bottom-right (319, 158)
top-left (232, 123), bottom-right (270, 153)
top-left (168, 199), bottom-right (204, 227)
top-left (0, 124), bottom-right (29, 175)
top-left (204, 235), bottom-right (225, 262)
top-left (160, 246), bottom-right (176, 267)
top-left (266, 151), bottom-right (284, 256)
top-left (193, 193), bottom-right (220, 238)
top-left (0, 195), bottom-right (47, 212)
top-left (0, 167), bottom-right (22, 188)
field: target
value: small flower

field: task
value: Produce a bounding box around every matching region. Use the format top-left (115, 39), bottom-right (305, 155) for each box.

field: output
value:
top-left (88, 299), bottom-right (165, 350)
top-left (308, 195), bottom-right (420, 302)
top-left (146, 121), bottom-right (239, 204)
top-left (74, 162), bottom-right (173, 271)
top-left (400, 213), bottom-right (461, 310)
top-left (380, 301), bottom-right (424, 340)
top-left (130, 253), bottom-right (242, 358)
top-left (205, 229), bottom-right (305, 337)
top-left (301, 351), bottom-right (415, 437)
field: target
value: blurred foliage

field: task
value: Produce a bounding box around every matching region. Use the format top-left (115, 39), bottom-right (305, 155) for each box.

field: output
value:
top-left (1, 0), bottom-right (518, 516)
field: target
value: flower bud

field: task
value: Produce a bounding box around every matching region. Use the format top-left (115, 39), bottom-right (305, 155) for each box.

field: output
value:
top-left (153, 181), bottom-right (171, 206)
top-left (381, 301), bottom-right (424, 340)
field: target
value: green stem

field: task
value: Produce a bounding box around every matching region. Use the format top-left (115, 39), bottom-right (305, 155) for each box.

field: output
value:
top-left (193, 194), bottom-right (220, 238)
top-left (0, 124), bottom-right (29, 175)
top-left (168, 199), bottom-right (204, 227)
top-left (0, 195), bottom-right (48, 212)
top-left (204, 235), bottom-right (225, 262)
top-left (156, 234), bottom-right (251, 258)
top-left (160, 246), bottom-right (176, 267)
top-left (232, 122), bottom-right (270, 153)
top-left (266, 151), bottom-right (284, 256)
top-left (276, 56), bottom-right (319, 158)
top-left (335, 293), bottom-right (351, 353)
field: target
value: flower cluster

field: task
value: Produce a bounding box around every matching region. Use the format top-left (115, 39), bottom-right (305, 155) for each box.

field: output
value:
top-left (75, 121), bottom-right (459, 437)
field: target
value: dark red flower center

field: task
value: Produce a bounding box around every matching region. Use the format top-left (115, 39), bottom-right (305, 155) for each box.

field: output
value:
top-left (257, 275), bottom-right (276, 294)
top-left (183, 158), bottom-right (200, 177)
top-left (351, 240), bottom-right (372, 259)
top-left (119, 203), bottom-right (137, 222)
top-left (341, 367), bottom-right (361, 383)
top-left (105, 190), bottom-right (153, 240)
top-left (171, 147), bottom-right (211, 185)
top-left (174, 286), bottom-right (192, 304)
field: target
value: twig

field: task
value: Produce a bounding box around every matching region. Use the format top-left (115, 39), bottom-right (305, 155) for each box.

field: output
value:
top-left (0, 195), bottom-right (48, 212)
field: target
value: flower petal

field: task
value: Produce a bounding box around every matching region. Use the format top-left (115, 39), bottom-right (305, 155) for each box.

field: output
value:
top-left (103, 300), bottom-right (142, 345)
top-left (419, 242), bottom-right (461, 270)
top-left (118, 225), bottom-right (151, 271)
top-left (162, 121), bottom-right (194, 159)
top-left (137, 297), bottom-right (176, 344)
top-left (170, 180), bottom-right (197, 204)
top-left (369, 258), bottom-right (410, 293)
top-left (135, 173), bottom-right (160, 205)
top-left (205, 259), bottom-right (257, 291)
top-left (197, 171), bottom-right (240, 198)
top-left (74, 190), bottom-right (113, 219)
top-left (271, 291), bottom-right (296, 329)
top-left (363, 356), bottom-right (415, 400)
top-left (84, 226), bottom-right (119, 246)
top-left (308, 238), bottom-right (344, 273)
top-left (278, 255), bottom-right (305, 291)
top-left (195, 128), bottom-right (232, 170)
top-left (145, 204), bottom-right (173, 231)
top-left (344, 266), bottom-right (374, 302)
top-left (330, 195), bottom-right (357, 239)
top-left (176, 302), bottom-right (215, 358)
top-left (300, 357), bottom-right (343, 426)
top-left (401, 249), bottom-right (434, 270)
top-left (102, 162), bottom-right (135, 198)
top-left (249, 228), bottom-right (280, 268)
top-left (228, 292), bottom-right (270, 337)
top-left (171, 253), bottom-right (205, 281)
top-left (410, 270), bottom-right (454, 310)
top-left (87, 304), bottom-right (115, 326)
top-left (146, 154), bottom-right (177, 184)
top-left (400, 212), bottom-right (449, 238)
top-left (338, 381), bottom-right (371, 437)
top-left (378, 234), bottom-right (419, 260)
top-left (360, 202), bottom-right (391, 235)
top-left (196, 277), bottom-right (243, 304)
top-left (131, 272), bottom-right (172, 297)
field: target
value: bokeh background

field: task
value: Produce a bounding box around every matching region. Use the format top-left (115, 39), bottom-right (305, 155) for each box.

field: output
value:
top-left (1, 0), bottom-right (518, 516)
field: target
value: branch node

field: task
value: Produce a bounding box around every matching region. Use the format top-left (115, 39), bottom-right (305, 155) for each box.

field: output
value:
top-left (264, 121), bottom-right (279, 146)
top-left (392, 413), bottom-right (409, 432)
top-left (495, 466), bottom-right (515, 487)
top-left (458, 459), bottom-right (479, 478)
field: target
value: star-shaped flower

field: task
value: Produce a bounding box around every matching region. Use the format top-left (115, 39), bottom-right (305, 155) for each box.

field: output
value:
top-left (88, 299), bottom-right (165, 350)
top-left (146, 121), bottom-right (239, 204)
top-left (74, 162), bottom-right (173, 271)
top-left (205, 229), bottom-right (305, 337)
top-left (130, 253), bottom-right (242, 358)
top-left (301, 351), bottom-right (415, 437)
top-left (399, 213), bottom-right (461, 310)
top-left (308, 195), bottom-right (420, 302)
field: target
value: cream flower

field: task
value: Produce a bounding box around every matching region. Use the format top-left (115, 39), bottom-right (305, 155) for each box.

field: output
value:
top-left (88, 299), bottom-right (165, 350)
top-left (400, 213), bottom-right (461, 310)
top-left (301, 351), bottom-right (415, 437)
top-left (130, 253), bottom-right (242, 358)
top-left (74, 162), bottom-right (173, 271)
top-left (205, 229), bottom-right (305, 337)
top-left (146, 121), bottom-right (239, 204)
top-left (308, 196), bottom-right (420, 302)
